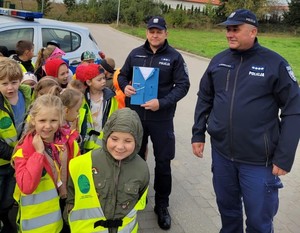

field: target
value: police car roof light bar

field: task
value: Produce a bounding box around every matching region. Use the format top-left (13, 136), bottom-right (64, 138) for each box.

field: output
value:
top-left (0, 7), bottom-right (43, 20)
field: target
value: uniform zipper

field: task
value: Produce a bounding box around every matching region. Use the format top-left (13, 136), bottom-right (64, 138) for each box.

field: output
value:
top-left (225, 70), bottom-right (230, 91)
top-left (229, 56), bottom-right (243, 159)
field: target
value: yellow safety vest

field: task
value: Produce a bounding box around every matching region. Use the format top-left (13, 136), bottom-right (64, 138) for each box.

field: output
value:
top-left (0, 103), bottom-right (18, 166)
top-left (19, 62), bottom-right (35, 73)
top-left (78, 99), bottom-right (94, 151)
top-left (0, 84), bottom-right (32, 165)
top-left (68, 152), bottom-right (148, 233)
top-left (81, 97), bottom-right (118, 151)
top-left (13, 149), bottom-right (63, 233)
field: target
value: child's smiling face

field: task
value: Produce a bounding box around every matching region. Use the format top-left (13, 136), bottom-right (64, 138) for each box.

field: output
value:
top-left (32, 107), bottom-right (61, 143)
top-left (107, 131), bottom-right (135, 161)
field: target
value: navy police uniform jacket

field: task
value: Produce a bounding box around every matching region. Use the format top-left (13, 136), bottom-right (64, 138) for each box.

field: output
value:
top-left (118, 39), bottom-right (190, 121)
top-left (192, 39), bottom-right (300, 172)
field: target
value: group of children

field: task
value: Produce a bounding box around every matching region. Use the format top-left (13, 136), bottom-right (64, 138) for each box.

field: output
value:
top-left (0, 40), bottom-right (149, 233)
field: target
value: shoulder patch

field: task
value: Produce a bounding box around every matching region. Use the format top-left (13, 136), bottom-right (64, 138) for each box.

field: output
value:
top-left (286, 66), bottom-right (297, 82)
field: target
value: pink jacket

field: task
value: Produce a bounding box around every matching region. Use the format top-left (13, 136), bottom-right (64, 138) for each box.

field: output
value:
top-left (13, 128), bottom-right (80, 195)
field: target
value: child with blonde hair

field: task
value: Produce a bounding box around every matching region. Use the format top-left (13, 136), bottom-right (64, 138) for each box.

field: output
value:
top-left (33, 76), bottom-right (62, 99)
top-left (67, 79), bottom-right (86, 94)
top-left (34, 45), bottom-right (56, 80)
top-left (12, 95), bottom-right (80, 233)
top-left (67, 79), bottom-right (91, 153)
top-left (0, 57), bottom-right (32, 233)
top-left (60, 88), bottom-right (83, 130)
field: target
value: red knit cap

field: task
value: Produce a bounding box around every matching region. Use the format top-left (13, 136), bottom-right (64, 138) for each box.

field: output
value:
top-left (76, 63), bottom-right (103, 82)
top-left (45, 58), bottom-right (67, 78)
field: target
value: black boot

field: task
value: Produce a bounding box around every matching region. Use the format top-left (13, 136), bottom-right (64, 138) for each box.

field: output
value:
top-left (154, 206), bottom-right (171, 230)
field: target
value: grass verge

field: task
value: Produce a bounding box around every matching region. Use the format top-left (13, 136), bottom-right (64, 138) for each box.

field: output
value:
top-left (114, 25), bottom-right (300, 82)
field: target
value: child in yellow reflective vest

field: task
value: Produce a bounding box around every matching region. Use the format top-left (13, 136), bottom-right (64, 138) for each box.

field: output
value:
top-left (75, 63), bottom-right (118, 152)
top-left (65, 108), bottom-right (150, 233)
top-left (0, 57), bottom-right (32, 233)
top-left (12, 95), bottom-right (80, 233)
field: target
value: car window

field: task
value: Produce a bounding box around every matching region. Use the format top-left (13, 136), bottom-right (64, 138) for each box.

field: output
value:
top-left (0, 28), bottom-right (34, 54)
top-left (42, 28), bottom-right (81, 53)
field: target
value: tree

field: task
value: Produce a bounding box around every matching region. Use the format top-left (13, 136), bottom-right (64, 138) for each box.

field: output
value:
top-left (98, 0), bottom-right (119, 23)
top-left (217, 0), bottom-right (269, 22)
top-left (64, 0), bottom-right (76, 13)
top-left (283, 0), bottom-right (300, 27)
top-left (36, 0), bottom-right (52, 15)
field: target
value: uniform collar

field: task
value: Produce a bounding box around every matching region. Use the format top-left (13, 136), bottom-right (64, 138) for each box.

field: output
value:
top-left (144, 39), bottom-right (169, 54)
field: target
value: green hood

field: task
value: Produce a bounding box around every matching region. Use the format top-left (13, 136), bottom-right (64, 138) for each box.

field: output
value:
top-left (102, 108), bottom-right (143, 159)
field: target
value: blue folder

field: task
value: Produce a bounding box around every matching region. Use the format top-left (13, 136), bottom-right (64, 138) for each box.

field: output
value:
top-left (131, 66), bottom-right (159, 105)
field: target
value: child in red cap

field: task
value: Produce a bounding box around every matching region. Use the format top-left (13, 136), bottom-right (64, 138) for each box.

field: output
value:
top-left (75, 63), bottom-right (118, 151)
top-left (45, 58), bottom-right (69, 88)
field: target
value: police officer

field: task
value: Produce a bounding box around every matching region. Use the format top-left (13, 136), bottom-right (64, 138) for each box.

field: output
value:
top-left (118, 16), bottom-right (190, 230)
top-left (192, 9), bottom-right (300, 233)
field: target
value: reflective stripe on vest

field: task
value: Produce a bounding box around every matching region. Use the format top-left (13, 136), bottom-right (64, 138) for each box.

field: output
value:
top-left (22, 209), bottom-right (61, 231)
top-left (70, 207), bottom-right (103, 222)
top-left (68, 152), bottom-right (148, 233)
top-left (18, 177), bottom-right (62, 233)
top-left (13, 148), bottom-right (63, 233)
top-left (21, 188), bottom-right (58, 206)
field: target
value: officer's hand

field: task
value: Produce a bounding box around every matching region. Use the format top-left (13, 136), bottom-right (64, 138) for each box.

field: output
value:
top-left (272, 164), bottom-right (288, 176)
top-left (124, 85), bottom-right (136, 97)
top-left (141, 99), bottom-right (159, 111)
top-left (192, 142), bottom-right (205, 158)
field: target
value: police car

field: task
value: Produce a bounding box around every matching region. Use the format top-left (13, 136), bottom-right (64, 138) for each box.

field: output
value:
top-left (0, 7), bottom-right (104, 70)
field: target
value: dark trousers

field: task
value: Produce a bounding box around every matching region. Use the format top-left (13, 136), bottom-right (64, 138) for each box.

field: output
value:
top-left (0, 164), bottom-right (17, 233)
top-left (138, 119), bottom-right (175, 208)
top-left (59, 198), bottom-right (70, 233)
top-left (211, 148), bottom-right (283, 233)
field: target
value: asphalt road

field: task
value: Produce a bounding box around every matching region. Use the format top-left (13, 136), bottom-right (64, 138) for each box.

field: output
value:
top-left (78, 23), bottom-right (300, 233)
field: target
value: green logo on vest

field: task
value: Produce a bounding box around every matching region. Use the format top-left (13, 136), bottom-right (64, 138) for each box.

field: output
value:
top-left (0, 117), bottom-right (12, 129)
top-left (78, 175), bottom-right (90, 194)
